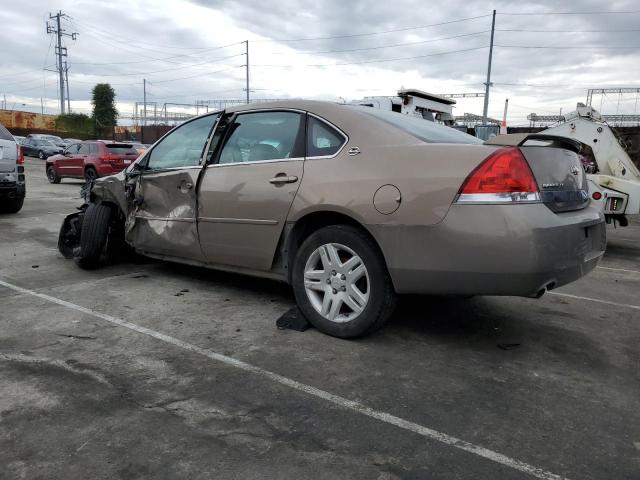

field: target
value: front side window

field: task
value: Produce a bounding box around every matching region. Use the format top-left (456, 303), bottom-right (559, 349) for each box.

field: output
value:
top-left (306, 116), bottom-right (346, 157)
top-left (146, 114), bottom-right (218, 170)
top-left (218, 111), bottom-right (304, 165)
top-left (65, 144), bottom-right (79, 155)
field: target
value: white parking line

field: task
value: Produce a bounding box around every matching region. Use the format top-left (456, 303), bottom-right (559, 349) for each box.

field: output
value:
top-left (597, 266), bottom-right (640, 275)
top-left (549, 291), bottom-right (640, 311)
top-left (0, 277), bottom-right (567, 480)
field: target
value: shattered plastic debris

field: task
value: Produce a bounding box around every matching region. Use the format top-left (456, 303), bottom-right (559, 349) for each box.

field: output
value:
top-left (276, 307), bottom-right (311, 332)
top-left (497, 343), bottom-right (521, 351)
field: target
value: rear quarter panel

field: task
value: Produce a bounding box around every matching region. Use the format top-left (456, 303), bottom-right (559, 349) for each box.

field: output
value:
top-left (290, 128), bottom-right (499, 227)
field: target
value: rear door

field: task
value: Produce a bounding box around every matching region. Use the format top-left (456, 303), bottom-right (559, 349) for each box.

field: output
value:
top-left (0, 124), bottom-right (17, 173)
top-left (126, 113), bottom-right (219, 260)
top-left (197, 110), bottom-right (305, 270)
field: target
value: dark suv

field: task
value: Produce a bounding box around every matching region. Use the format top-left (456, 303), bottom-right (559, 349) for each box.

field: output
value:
top-left (46, 140), bottom-right (140, 183)
top-left (0, 124), bottom-right (25, 213)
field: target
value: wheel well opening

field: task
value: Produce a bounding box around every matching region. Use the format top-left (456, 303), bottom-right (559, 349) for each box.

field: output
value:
top-left (284, 211), bottom-right (383, 282)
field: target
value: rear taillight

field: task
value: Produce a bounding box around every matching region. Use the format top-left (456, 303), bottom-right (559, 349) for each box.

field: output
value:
top-left (16, 145), bottom-right (24, 165)
top-left (456, 147), bottom-right (540, 204)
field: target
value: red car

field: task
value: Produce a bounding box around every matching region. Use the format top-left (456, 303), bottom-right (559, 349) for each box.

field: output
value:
top-left (45, 140), bottom-right (140, 183)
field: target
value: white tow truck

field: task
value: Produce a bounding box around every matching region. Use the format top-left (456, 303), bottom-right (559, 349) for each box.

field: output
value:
top-left (538, 105), bottom-right (640, 226)
top-left (489, 104), bottom-right (640, 226)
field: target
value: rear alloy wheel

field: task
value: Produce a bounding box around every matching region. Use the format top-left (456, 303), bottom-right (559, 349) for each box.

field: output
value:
top-left (38, 150), bottom-right (45, 159)
top-left (292, 225), bottom-right (396, 338)
top-left (47, 165), bottom-right (61, 184)
top-left (84, 167), bottom-right (97, 183)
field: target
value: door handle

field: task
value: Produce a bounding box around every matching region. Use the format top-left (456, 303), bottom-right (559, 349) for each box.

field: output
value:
top-left (269, 175), bottom-right (298, 184)
top-left (178, 182), bottom-right (193, 191)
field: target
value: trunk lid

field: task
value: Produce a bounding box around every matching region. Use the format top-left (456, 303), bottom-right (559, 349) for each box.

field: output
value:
top-left (0, 124), bottom-right (17, 173)
top-left (487, 134), bottom-right (589, 212)
top-left (104, 143), bottom-right (140, 170)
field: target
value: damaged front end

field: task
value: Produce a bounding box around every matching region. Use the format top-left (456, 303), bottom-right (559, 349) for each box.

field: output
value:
top-left (57, 171), bottom-right (131, 260)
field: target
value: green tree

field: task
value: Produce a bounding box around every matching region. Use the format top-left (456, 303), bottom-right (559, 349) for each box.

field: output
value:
top-left (91, 83), bottom-right (118, 136)
top-left (54, 112), bottom-right (93, 136)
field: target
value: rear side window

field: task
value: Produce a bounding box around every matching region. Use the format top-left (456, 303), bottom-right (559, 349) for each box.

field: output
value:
top-left (77, 143), bottom-right (90, 155)
top-left (105, 144), bottom-right (138, 155)
top-left (218, 111), bottom-right (304, 164)
top-left (351, 106), bottom-right (482, 145)
top-left (0, 124), bottom-right (14, 141)
top-left (90, 143), bottom-right (99, 154)
top-left (306, 116), bottom-right (346, 157)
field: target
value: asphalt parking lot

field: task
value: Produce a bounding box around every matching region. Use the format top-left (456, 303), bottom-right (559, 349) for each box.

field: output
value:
top-left (1, 157), bottom-right (638, 480)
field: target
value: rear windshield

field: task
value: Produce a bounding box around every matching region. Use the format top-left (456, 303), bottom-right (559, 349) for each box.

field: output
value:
top-left (105, 144), bottom-right (138, 155)
top-left (349, 106), bottom-right (482, 145)
top-left (0, 124), bottom-right (14, 141)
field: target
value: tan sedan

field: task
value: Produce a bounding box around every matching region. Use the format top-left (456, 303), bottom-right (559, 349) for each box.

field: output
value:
top-left (59, 100), bottom-right (605, 338)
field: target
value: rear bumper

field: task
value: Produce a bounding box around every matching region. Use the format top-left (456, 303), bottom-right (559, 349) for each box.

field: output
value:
top-left (0, 170), bottom-right (26, 199)
top-left (370, 203), bottom-right (606, 296)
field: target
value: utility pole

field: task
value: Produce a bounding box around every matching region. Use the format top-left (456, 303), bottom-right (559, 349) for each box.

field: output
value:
top-left (143, 79), bottom-right (147, 126)
top-left (64, 62), bottom-right (71, 113)
top-left (482, 9), bottom-right (496, 125)
top-left (142, 79), bottom-right (147, 144)
top-left (47, 11), bottom-right (77, 115)
top-left (244, 40), bottom-right (250, 104)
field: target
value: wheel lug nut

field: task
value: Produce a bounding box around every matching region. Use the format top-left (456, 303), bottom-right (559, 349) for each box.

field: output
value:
top-left (340, 274), bottom-right (346, 280)
top-left (341, 286), bottom-right (346, 291)
top-left (326, 279), bottom-right (331, 284)
top-left (332, 288), bottom-right (337, 294)
top-left (331, 270), bottom-right (336, 276)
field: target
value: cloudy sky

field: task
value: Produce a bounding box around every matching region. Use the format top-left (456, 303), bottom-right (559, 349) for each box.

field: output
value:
top-left (1, 0), bottom-right (639, 125)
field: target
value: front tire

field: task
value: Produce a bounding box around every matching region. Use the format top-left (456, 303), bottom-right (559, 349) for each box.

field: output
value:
top-left (84, 167), bottom-right (97, 182)
top-left (292, 225), bottom-right (396, 338)
top-left (74, 203), bottom-right (113, 270)
top-left (47, 165), bottom-right (61, 184)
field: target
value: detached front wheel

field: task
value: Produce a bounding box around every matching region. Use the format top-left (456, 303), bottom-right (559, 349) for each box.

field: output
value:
top-left (292, 225), bottom-right (396, 338)
top-left (74, 203), bottom-right (113, 270)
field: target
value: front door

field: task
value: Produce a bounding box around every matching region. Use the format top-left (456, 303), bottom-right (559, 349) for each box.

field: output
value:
top-left (74, 142), bottom-right (90, 177)
top-left (58, 143), bottom-right (80, 175)
top-left (126, 113), bottom-right (219, 260)
top-left (198, 110), bottom-right (305, 271)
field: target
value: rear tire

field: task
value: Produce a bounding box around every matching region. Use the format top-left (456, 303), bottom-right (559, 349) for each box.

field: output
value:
top-left (0, 197), bottom-right (24, 214)
top-left (84, 167), bottom-right (97, 182)
top-left (47, 165), bottom-right (61, 184)
top-left (38, 150), bottom-right (44, 159)
top-left (292, 224), bottom-right (396, 338)
top-left (74, 203), bottom-right (113, 270)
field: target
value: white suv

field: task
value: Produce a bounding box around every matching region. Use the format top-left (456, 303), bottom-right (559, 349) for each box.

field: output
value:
top-left (0, 123), bottom-right (25, 213)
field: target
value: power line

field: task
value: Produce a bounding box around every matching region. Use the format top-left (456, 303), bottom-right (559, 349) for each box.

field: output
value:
top-left (255, 14), bottom-right (492, 42)
top-left (71, 17), bottom-right (222, 51)
top-left (265, 31), bottom-right (490, 56)
top-left (498, 10), bottom-right (640, 15)
top-left (254, 46), bottom-right (487, 67)
top-left (495, 44), bottom-right (640, 49)
top-left (74, 53), bottom-right (244, 77)
top-left (72, 41), bottom-right (244, 66)
top-left (496, 28), bottom-right (640, 33)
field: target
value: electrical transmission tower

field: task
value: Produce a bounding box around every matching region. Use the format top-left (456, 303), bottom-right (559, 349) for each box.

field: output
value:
top-left (46, 11), bottom-right (77, 114)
